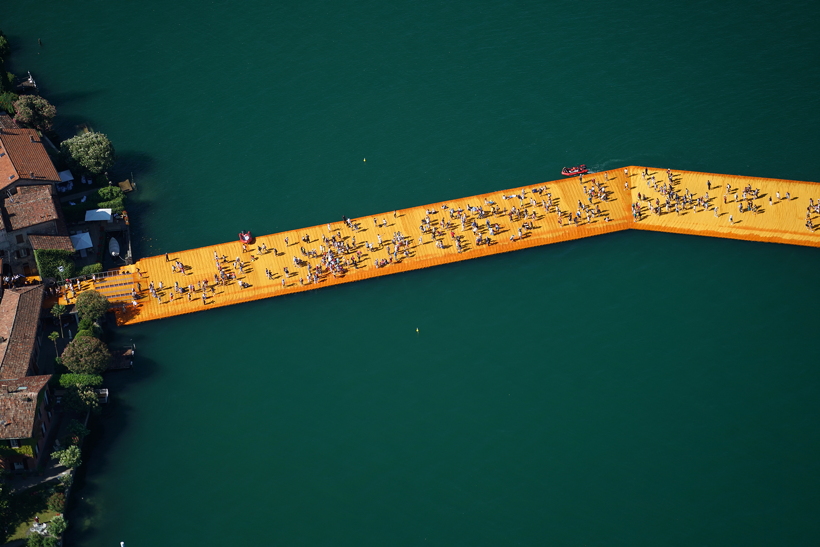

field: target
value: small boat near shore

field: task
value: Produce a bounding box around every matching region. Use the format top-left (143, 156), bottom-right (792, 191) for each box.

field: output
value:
top-left (109, 237), bottom-right (120, 257)
top-left (561, 164), bottom-right (588, 176)
top-left (239, 231), bottom-right (254, 244)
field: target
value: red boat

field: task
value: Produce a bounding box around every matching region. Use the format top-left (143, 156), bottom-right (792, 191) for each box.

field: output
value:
top-left (561, 164), bottom-right (588, 176)
top-left (239, 231), bottom-right (254, 244)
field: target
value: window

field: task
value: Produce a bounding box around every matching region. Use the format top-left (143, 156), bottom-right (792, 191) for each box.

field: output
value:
top-left (15, 234), bottom-right (24, 244)
top-left (34, 444), bottom-right (39, 457)
top-left (9, 439), bottom-right (20, 448)
top-left (13, 462), bottom-right (24, 471)
top-left (15, 248), bottom-right (29, 259)
top-left (41, 423), bottom-right (46, 435)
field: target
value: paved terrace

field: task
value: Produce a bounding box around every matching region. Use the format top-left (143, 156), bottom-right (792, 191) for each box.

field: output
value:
top-left (54, 167), bottom-right (820, 325)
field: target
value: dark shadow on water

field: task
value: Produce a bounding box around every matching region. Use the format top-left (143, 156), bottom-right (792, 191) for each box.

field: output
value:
top-left (115, 150), bottom-right (156, 177)
top-left (63, 349), bottom-right (158, 545)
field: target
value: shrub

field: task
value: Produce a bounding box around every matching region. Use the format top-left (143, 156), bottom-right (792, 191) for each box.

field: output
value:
top-left (79, 263), bottom-right (103, 276)
top-left (77, 317), bottom-right (93, 331)
top-left (97, 195), bottom-right (125, 214)
top-left (0, 91), bottom-right (17, 114)
top-left (97, 185), bottom-right (123, 201)
top-left (75, 329), bottom-right (95, 338)
top-left (34, 249), bottom-right (75, 281)
top-left (27, 535), bottom-right (59, 547)
top-left (58, 374), bottom-right (103, 389)
top-left (58, 473), bottom-right (73, 488)
top-left (46, 491), bottom-right (66, 512)
top-left (60, 335), bottom-right (111, 374)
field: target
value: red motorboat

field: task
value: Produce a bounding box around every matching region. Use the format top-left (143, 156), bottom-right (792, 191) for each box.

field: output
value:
top-left (561, 164), bottom-right (588, 176)
top-left (239, 231), bottom-right (254, 244)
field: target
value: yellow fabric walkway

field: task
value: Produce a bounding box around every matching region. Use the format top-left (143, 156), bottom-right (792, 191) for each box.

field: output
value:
top-left (57, 167), bottom-right (816, 325)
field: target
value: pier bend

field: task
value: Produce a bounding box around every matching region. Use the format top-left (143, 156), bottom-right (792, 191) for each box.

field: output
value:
top-left (55, 166), bottom-right (820, 326)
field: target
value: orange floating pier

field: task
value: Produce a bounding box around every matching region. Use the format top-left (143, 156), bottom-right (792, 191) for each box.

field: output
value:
top-left (56, 167), bottom-right (819, 325)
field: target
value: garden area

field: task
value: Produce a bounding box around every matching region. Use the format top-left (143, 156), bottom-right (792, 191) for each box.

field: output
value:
top-left (0, 477), bottom-right (69, 546)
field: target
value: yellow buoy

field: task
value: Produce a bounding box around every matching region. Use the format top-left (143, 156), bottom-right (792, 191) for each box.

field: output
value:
top-left (363, 158), bottom-right (366, 162)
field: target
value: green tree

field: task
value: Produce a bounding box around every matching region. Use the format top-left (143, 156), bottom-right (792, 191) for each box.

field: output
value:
top-left (48, 331), bottom-right (59, 354)
top-left (75, 290), bottom-right (110, 321)
top-left (60, 131), bottom-right (115, 174)
top-left (48, 515), bottom-right (67, 536)
top-left (51, 445), bottom-right (82, 469)
top-left (60, 335), bottom-right (111, 375)
top-left (12, 95), bottom-right (56, 130)
top-left (65, 419), bottom-right (90, 442)
top-left (50, 304), bottom-right (67, 338)
top-left (64, 386), bottom-right (100, 414)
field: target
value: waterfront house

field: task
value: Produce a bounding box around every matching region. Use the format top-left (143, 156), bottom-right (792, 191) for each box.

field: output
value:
top-left (0, 121), bottom-right (66, 276)
top-left (0, 284), bottom-right (53, 471)
top-left (0, 184), bottom-right (68, 276)
top-left (0, 375), bottom-right (54, 471)
top-left (0, 285), bottom-right (46, 380)
top-left (0, 126), bottom-right (60, 194)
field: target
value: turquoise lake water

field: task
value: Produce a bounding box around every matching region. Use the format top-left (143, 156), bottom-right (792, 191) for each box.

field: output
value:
top-left (4, 0), bottom-right (820, 544)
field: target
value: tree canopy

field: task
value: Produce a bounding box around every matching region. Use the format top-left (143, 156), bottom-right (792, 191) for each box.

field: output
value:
top-left (12, 95), bottom-right (56, 130)
top-left (51, 445), bottom-right (82, 469)
top-left (60, 335), bottom-right (110, 375)
top-left (75, 290), bottom-right (110, 321)
top-left (60, 131), bottom-right (115, 174)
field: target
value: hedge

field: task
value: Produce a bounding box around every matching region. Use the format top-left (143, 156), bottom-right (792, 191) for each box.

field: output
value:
top-left (79, 263), bottom-right (103, 276)
top-left (34, 249), bottom-right (75, 280)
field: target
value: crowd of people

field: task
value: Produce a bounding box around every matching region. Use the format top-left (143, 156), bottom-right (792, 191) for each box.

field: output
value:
top-left (122, 168), bottom-right (818, 319)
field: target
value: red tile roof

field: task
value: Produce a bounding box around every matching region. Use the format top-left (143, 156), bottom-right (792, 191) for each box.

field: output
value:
top-left (1, 185), bottom-right (60, 232)
top-left (0, 375), bottom-right (50, 439)
top-left (0, 285), bottom-right (45, 380)
top-left (28, 234), bottom-right (74, 252)
top-left (0, 127), bottom-right (60, 192)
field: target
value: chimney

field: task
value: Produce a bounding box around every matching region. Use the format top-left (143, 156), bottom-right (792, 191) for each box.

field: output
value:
top-left (30, 135), bottom-right (35, 143)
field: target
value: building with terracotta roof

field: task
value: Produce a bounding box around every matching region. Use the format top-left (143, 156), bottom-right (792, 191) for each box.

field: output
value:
top-left (0, 375), bottom-right (54, 471)
top-left (0, 285), bottom-right (45, 381)
top-left (0, 184), bottom-right (67, 275)
top-left (0, 126), bottom-right (60, 194)
top-left (28, 234), bottom-right (75, 253)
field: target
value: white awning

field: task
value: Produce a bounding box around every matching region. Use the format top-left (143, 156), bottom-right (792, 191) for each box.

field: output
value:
top-left (58, 170), bottom-right (75, 183)
top-left (85, 208), bottom-right (112, 221)
top-left (70, 232), bottom-right (93, 251)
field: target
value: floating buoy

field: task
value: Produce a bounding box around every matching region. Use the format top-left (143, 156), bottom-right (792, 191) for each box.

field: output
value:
top-left (363, 158), bottom-right (366, 162)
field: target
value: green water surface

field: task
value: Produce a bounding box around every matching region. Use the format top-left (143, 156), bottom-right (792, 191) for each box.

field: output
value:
top-left (4, 0), bottom-right (820, 544)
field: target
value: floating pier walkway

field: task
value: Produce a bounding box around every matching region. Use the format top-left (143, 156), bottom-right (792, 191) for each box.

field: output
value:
top-left (57, 167), bottom-right (819, 325)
